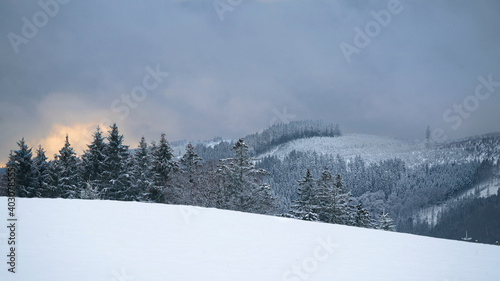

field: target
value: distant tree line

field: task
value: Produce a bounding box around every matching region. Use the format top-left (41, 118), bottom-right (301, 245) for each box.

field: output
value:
top-left (241, 120), bottom-right (341, 156)
top-left (193, 120), bottom-right (341, 161)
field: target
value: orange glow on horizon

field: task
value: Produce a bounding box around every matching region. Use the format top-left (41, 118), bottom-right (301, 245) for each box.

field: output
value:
top-left (33, 123), bottom-right (97, 160)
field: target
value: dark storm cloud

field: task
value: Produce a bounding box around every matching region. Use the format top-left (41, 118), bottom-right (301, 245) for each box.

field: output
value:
top-left (1, 0), bottom-right (499, 163)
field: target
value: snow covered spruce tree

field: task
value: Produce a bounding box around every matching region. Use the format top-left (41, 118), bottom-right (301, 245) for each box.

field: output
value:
top-left (7, 138), bottom-right (35, 197)
top-left (101, 124), bottom-right (133, 201)
top-left (180, 143), bottom-right (202, 184)
top-left (316, 169), bottom-right (354, 225)
top-left (315, 167), bottom-right (335, 223)
top-left (150, 133), bottom-right (178, 203)
top-left (81, 126), bottom-right (107, 196)
top-left (53, 135), bottom-right (81, 198)
top-left (377, 210), bottom-right (396, 231)
top-left (130, 136), bottom-right (154, 202)
top-left (289, 167), bottom-right (356, 225)
top-left (178, 143), bottom-right (203, 204)
top-left (217, 138), bottom-right (275, 214)
top-left (32, 145), bottom-right (50, 198)
top-left (289, 169), bottom-right (319, 221)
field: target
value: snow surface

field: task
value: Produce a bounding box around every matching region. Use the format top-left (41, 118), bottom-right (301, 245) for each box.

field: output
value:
top-left (1, 198), bottom-right (499, 281)
top-left (257, 134), bottom-right (467, 166)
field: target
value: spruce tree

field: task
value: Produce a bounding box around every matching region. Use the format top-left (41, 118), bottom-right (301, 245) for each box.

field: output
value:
top-left (217, 138), bottom-right (274, 214)
top-left (179, 143), bottom-right (202, 203)
top-left (315, 167), bottom-right (335, 223)
top-left (55, 135), bottom-right (80, 198)
top-left (315, 170), bottom-right (353, 225)
top-left (47, 157), bottom-right (63, 198)
top-left (150, 133), bottom-right (177, 203)
top-left (131, 136), bottom-right (153, 202)
top-left (290, 169), bottom-right (319, 221)
top-left (33, 145), bottom-right (50, 198)
top-left (334, 174), bottom-right (354, 224)
top-left (102, 124), bottom-right (132, 201)
top-left (180, 143), bottom-right (202, 180)
top-left (81, 126), bottom-right (107, 194)
top-left (8, 138), bottom-right (35, 197)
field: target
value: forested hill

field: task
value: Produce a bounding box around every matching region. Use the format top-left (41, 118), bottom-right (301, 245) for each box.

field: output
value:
top-left (437, 132), bottom-right (500, 164)
top-left (193, 120), bottom-right (341, 161)
top-left (191, 123), bottom-right (500, 243)
top-left (244, 120), bottom-right (341, 155)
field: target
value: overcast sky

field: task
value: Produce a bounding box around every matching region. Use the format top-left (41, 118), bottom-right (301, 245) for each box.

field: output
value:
top-left (1, 0), bottom-right (499, 164)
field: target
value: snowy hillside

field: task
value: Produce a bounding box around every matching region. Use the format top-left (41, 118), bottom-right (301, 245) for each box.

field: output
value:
top-left (1, 198), bottom-right (499, 281)
top-left (257, 134), bottom-right (469, 166)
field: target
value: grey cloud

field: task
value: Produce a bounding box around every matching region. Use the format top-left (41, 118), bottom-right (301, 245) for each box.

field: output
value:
top-left (1, 0), bottom-right (499, 163)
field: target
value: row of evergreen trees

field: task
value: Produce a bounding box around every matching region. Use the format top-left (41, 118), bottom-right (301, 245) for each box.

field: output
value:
top-left (288, 168), bottom-right (395, 231)
top-left (6, 124), bottom-right (178, 202)
top-left (3, 124), bottom-right (276, 213)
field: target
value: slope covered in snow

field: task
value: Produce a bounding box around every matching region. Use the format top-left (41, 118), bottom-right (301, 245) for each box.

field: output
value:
top-left (257, 134), bottom-right (468, 166)
top-left (0, 198), bottom-right (499, 281)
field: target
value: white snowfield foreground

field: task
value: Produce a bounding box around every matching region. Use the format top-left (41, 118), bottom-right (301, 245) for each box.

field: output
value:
top-left (0, 198), bottom-right (499, 281)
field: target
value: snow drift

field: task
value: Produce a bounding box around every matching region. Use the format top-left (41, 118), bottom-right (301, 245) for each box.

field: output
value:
top-left (0, 197), bottom-right (499, 281)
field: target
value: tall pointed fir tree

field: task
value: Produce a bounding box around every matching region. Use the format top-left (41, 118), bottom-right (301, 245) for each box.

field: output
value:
top-left (316, 170), bottom-right (353, 225)
top-left (102, 124), bottom-right (132, 201)
top-left (33, 145), bottom-right (50, 198)
top-left (180, 143), bottom-right (202, 182)
top-left (290, 169), bottom-right (319, 221)
top-left (131, 136), bottom-right (154, 202)
top-left (179, 143), bottom-right (202, 204)
top-left (7, 138), bottom-right (35, 197)
top-left (217, 138), bottom-right (274, 214)
top-left (54, 135), bottom-right (81, 198)
top-left (315, 167), bottom-right (335, 223)
top-left (377, 210), bottom-right (396, 231)
top-left (150, 133), bottom-right (177, 203)
top-left (332, 174), bottom-right (354, 225)
top-left (47, 154), bottom-right (63, 198)
top-left (81, 126), bottom-right (107, 195)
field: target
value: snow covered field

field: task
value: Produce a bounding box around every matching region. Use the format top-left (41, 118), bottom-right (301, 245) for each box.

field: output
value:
top-left (257, 134), bottom-right (468, 166)
top-left (1, 198), bottom-right (499, 281)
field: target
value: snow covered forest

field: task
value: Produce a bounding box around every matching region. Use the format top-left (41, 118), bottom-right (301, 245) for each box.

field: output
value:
top-left (2, 120), bottom-right (500, 242)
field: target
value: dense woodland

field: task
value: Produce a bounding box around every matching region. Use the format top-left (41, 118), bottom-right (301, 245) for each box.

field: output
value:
top-left (407, 192), bottom-right (500, 244)
top-left (257, 151), bottom-right (482, 222)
